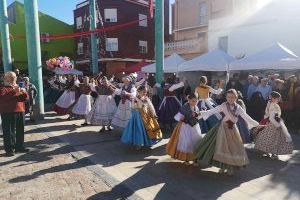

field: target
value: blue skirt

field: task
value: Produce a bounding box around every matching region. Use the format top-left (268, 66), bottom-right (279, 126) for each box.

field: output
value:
top-left (197, 100), bottom-right (220, 133)
top-left (237, 116), bottom-right (253, 144)
top-left (121, 110), bottom-right (159, 147)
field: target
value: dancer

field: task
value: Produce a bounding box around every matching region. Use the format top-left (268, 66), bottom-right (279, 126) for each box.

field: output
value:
top-left (254, 91), bottom-right (293, 159)
top-left (194, 89), bottom-right (260, 175)
top-left (166, 94), bottom-right (203, 163)
top-left (86, 76), bottom-right (117, 131)
top-left (236, 91), bottom-right (252, 144)
top-left (111, 75), bottom-right (136, 128)
top-left (121, 85), bottom-right (162, 148)
top-left (158, 76), bottom-right (184, 129)
top-left (195, 76), bottom-right (222, 133)
top-left (71, 76), bottom-right (92, 119)
top-left (53, 75), bottom-right (80, 115)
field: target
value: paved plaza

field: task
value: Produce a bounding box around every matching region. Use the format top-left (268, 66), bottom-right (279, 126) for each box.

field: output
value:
top-left (0, 113), bottom-right (300, 200)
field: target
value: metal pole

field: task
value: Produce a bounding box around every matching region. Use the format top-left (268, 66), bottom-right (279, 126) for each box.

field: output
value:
top-left (89, 0), bottom-right (99, 75)
top-left (24, 0), bottom-right (44, 119)
top-left (155, 0), bottom-right (164, 84)
top-left (0, 0), bottom-right (12, 72)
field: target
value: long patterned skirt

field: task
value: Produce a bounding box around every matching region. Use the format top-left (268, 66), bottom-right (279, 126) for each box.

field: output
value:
top-left (194, 121), bottom-right (249, 171)
top-left (111, 99), bottom-right (132, 128)
top-left (166, 121), bottom-right (203, 162)
top-left (121, 109), bottom-right (160, 147)
top-left (139, 108), bottom-right (162, 140)
top-left (254, 123), bottom-right (293, 155)
top-left (72, 94), bottom-right (92, 117)
top-left (87, 95), bottom-right (117, 126)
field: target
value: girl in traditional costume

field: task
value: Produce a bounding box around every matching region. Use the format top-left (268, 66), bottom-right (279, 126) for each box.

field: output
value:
top-left (121, 85), bottom-right (162, 148)
top-left (86, 76), bottom-right (117, 131)
top-left (53, 75), bottom-right (80, 115)
top-left (194, 89), bottom-right (260, 175)
top-left (254, 91), bottom-right (293, 159)
top-left (194, 76), bottom-right (222, 133)
top-left (166, 94), bottom-right (203, 163)
top-left (71, 76), bottom-right (92, 119)
top-left (111, 76), bottom-right (136, 128)
top-left (158, 77), bottom-right (184, 129)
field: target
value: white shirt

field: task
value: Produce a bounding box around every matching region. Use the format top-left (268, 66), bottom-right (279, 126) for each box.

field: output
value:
top-left (200, 102), bottom-right (259, 129)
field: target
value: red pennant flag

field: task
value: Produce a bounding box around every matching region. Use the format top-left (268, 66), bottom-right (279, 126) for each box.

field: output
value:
top-left (149, 0), bottom-right (154, 18)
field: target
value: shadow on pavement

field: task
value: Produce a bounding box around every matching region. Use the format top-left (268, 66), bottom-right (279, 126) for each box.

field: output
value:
top-left (1, 115), bottom-right (300, 200)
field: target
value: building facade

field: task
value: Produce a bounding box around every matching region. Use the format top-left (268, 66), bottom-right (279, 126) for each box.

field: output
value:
top-left (73, 0), bottom-right (170, 75)
top-left (0, 1), bottom-right (75, 72)
top-left (167, 0), bottom-right (209, 59)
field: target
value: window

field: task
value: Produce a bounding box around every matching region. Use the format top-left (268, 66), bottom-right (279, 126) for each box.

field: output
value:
top-left (76, 16), bottom-right (83, 29)
top-left (104, 9), bottom-right (117, 22)
top-left (139, 14), bottom-right (147, 27)
top-left (199, 2), bottom-right (207, 25)
top-left (218, 36), bottom-right (228, 52)
top-left (77, 43), bottom-right (84, 55)
top-left (139, 40), bottom-right (148, 54)
top-left (106, 38), bottom-right (118, 51)
top-left (197, 32), bottom-right (207, 39)
top-left (41, 33), bottom-right (50, 43)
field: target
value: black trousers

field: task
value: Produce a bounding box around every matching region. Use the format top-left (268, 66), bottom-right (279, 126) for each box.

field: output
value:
top-left (1, 112), bottom-right (25, 153)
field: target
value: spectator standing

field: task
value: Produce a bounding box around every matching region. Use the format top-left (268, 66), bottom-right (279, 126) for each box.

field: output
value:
top-left (243, 75), bottom-right (253, 100)
top-left (0, 72), bottom-right (29, 157)
top-left (23, 77), bottom-right (38, 121)
top-left (255, 78), bottom-right (272, 101)
top-left (247, 76), bottom-right (259, 101)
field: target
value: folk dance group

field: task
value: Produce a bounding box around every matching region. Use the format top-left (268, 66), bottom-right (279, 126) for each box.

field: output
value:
top-left (53, 74), bottom-right (294, 175)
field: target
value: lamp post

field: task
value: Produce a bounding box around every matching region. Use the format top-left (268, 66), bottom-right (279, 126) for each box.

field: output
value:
top-left (155, 0), bottom-right (164, 84)
top-left (24, 0), bottom-right (44, 119)
top-left (0, 0), bottom-right (12, 72)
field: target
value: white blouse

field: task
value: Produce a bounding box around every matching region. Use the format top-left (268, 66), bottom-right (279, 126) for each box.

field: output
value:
top-left (264, 102), bottom-right (281, 128)
top-left (199, 102), bottom-right (259, 129)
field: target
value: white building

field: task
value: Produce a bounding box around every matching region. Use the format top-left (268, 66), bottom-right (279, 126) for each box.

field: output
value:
top-left (208, 0), bottom-right (300, 58)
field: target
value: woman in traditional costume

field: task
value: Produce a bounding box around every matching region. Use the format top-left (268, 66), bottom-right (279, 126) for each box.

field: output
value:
top-left (121, 85), bottom-right (162, 148)
top-left (86, 76), bottom-right (117, 131)
top-left (194, 76), bottom-right (222, 133)
top-left (158, 77), bottom-right (184, 129)
top-left (194, 89), bottom-right (260, 175)
top-left (254, 91), bottom-right (293, 159)
top-left (53, 75), bottom-right (80, 115)
top-left (111, 76), bottom-right (136, 128)
top-left (71, 76), bottom-right (92, 119)
top-left (166, 94), bottom-right (203, 164)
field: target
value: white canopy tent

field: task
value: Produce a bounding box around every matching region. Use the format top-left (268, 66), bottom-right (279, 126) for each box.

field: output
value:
top-left (178, 49), bottom-right (235, 72)
top-left (141, 53), bottom-right (186, 73)
top-left (230, 43), bottom-right (300, 71)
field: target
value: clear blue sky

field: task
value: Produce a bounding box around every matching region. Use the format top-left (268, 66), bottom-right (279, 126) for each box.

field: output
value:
top-left (7, 0), bottom-right (175, 25)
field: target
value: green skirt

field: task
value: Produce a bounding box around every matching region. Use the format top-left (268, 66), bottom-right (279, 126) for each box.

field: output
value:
top-left (194, 123), bottom-right (235, 171)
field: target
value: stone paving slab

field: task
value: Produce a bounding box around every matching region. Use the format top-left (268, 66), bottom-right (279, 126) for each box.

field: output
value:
top-left (0, 129), bottom-right (135, 200)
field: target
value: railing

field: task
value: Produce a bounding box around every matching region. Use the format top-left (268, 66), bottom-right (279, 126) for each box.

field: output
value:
top-left (165, 38), bottom-right (207, 56)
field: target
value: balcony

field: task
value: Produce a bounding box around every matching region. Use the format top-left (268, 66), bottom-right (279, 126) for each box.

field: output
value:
top-left (165, 38), bottom-right (207, 58)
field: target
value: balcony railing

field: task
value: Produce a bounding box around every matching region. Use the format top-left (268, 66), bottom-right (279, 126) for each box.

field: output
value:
top-left (165, 38), bottom-right (207, 56)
